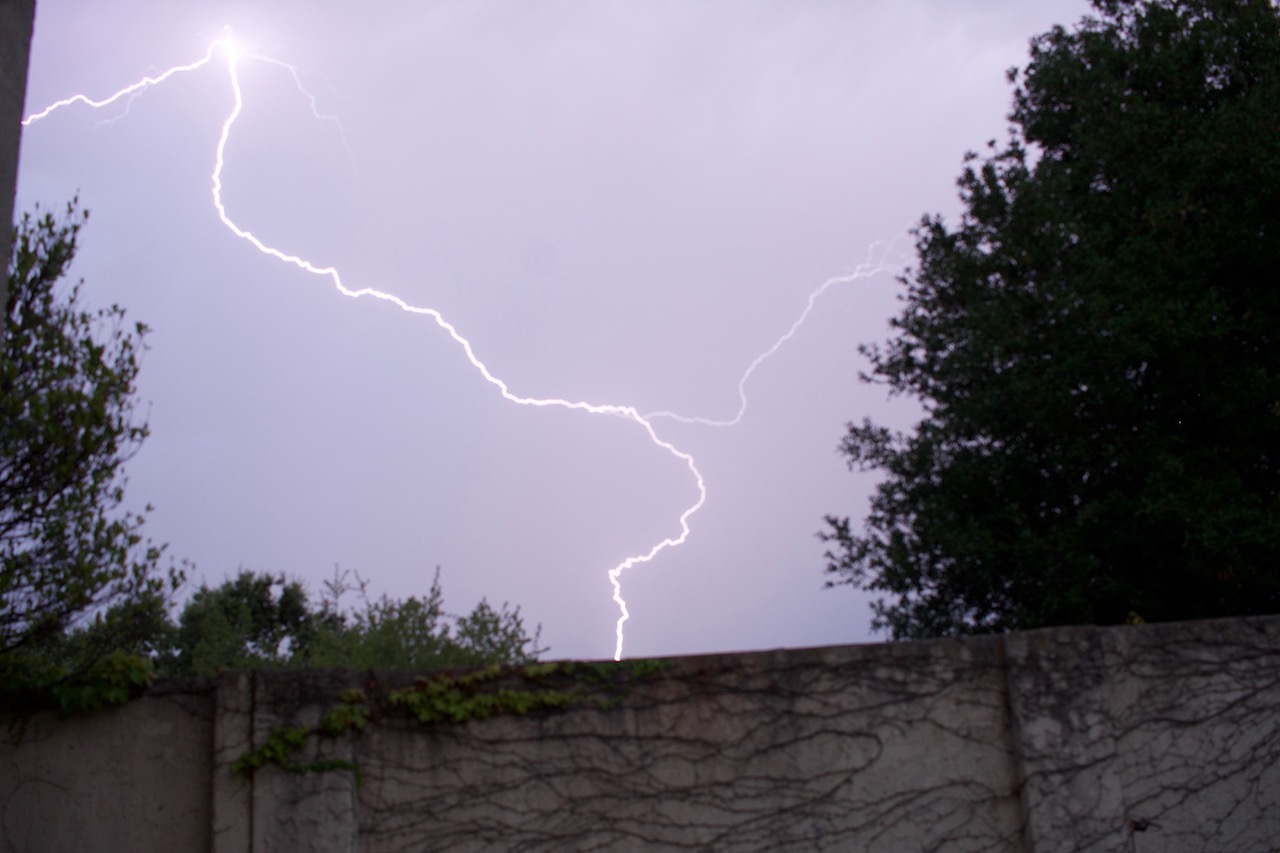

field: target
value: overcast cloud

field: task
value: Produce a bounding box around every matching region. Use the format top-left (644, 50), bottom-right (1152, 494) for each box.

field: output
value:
top-left (18, 0), bottom-right (1092, 660)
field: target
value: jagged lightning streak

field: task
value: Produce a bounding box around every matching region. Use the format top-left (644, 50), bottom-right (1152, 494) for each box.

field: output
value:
top-left (24, 34), bottom-right (708, 661)
top-left (645, 240), bottom-right (905, 428)
top-left (24, 34), bottom-right (901, 660)
top-left (22, 41), bottom-right (224, 125)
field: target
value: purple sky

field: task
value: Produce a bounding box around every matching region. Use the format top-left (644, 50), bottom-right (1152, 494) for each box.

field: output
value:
top-left (18, 0), bottom-right (1091, 661)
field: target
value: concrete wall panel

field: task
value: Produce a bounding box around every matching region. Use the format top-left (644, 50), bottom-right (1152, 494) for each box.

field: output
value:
top-left (350, 639), bottom-right (1024, 852)
top-left (1006, 617), bottom-right (1280, 853)
top-left (3, 616), bottom-right (1279, 852)
top-left (0, 685), bottom-right (213, 853)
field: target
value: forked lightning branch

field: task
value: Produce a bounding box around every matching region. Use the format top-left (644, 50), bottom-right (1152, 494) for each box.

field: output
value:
top-left (23, 32), bottom-right (898, 660)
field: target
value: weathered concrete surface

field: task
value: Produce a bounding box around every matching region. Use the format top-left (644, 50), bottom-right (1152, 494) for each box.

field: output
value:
top-left (347, 638), bottom-right (1023, 852)
top-left (0, 683), bottom-right (213, 853)
top-left (237, 670), bottom-right (361, 853)
top-left (211, 671), bottom-right (252, 853)
top-left (1006, 617), bottom-right (1280, 853)
top-left (3, 616), bottom-right (1278, 851)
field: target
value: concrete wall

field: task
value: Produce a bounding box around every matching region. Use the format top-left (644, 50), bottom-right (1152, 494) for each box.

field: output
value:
top-left (1, 682), bottom-right (213, 853)
top-left (3, 615), bottom-right (1279, 852)
top-left (0, 0), bottom-right (35, 336)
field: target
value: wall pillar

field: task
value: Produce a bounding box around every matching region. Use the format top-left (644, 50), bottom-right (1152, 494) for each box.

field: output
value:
top-left (212, 671), bottom-right (254, 853)
top-left (0, 0), bottom-right (35, 338)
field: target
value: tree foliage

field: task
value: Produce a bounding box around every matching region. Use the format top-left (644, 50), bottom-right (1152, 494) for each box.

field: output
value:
top-left (823, 0), bottom-right (1280, 638)
top-left (166, 570), bottom-right (331, 676)
top-left (0, 203), bottom-right (542, 711)
top-left (161, 567), bottom-right (545, 677)
top-left (1, 201), bottom-right (179, 700)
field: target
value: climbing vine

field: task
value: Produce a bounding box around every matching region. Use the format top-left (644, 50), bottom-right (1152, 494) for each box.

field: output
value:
top-left (388, 664), bottom-right (570, 724)
top-left (1, 650), bottom-right (154, 718)
top-left (232, 659), bottom-right (670, 780)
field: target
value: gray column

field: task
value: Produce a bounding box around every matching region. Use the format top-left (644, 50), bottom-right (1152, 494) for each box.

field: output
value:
top-left (0, 0), bottom-right (35, 339)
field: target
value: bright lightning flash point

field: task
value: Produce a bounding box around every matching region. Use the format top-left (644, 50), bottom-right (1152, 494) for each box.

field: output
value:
top-left (23, 33), bottom-right (898, 661)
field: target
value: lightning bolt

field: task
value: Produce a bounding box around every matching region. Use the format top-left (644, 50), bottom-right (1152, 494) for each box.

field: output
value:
top-left (22, 41), bottom-right (224, 126)
top-left (23, 32), bottom-right (898, 661)
top-left (645, 241), bottom-right (904, 428)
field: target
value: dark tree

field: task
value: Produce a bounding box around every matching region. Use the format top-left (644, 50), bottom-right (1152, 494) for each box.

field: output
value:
top-left (161, 567), bottom-right (544, 676)
top-left (823, 0), bottom-right (1280, 639)
top-left (1, 202), bottom-right (179, 695)
top-left (165, 570), bottom-right (332, 676)
top-left (307, 567), bottom-right (545, 671)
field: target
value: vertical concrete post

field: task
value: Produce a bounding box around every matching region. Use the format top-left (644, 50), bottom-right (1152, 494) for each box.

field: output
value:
top-left (0, 0), bottom-right (35, 341)
top-left (213, 671), bottom-right (255, 853)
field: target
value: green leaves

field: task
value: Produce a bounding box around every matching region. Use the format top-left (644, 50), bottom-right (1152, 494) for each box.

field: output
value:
top-left (388, 665), bottom-right (569, 726)
top-left (305, 567), bottom-right (545, 672)
top-left (0, 202), bottom-right (546, 713)
top-left (158, 566), bottom-right (546, 677)
top-left (825, 0), bottom-right (1280, 638)
top-left (230, 725), bottom-right (312, 777)
top-left (48, 651), bottom-right (153, 713)
top-left (1, 648), bottom-right (154, 715)
top-left (171, 571), bottom-right (326, 676)
top-left (2, 200), bottom-right (181, 703)
top-left (319, 688), bottom-right (370, 736)
top-left (230, 660), bottom-right (668, 782)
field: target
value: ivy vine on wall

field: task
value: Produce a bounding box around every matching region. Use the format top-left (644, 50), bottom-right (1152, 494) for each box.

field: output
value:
top-left (232, 659), bottom-right (671, 781)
